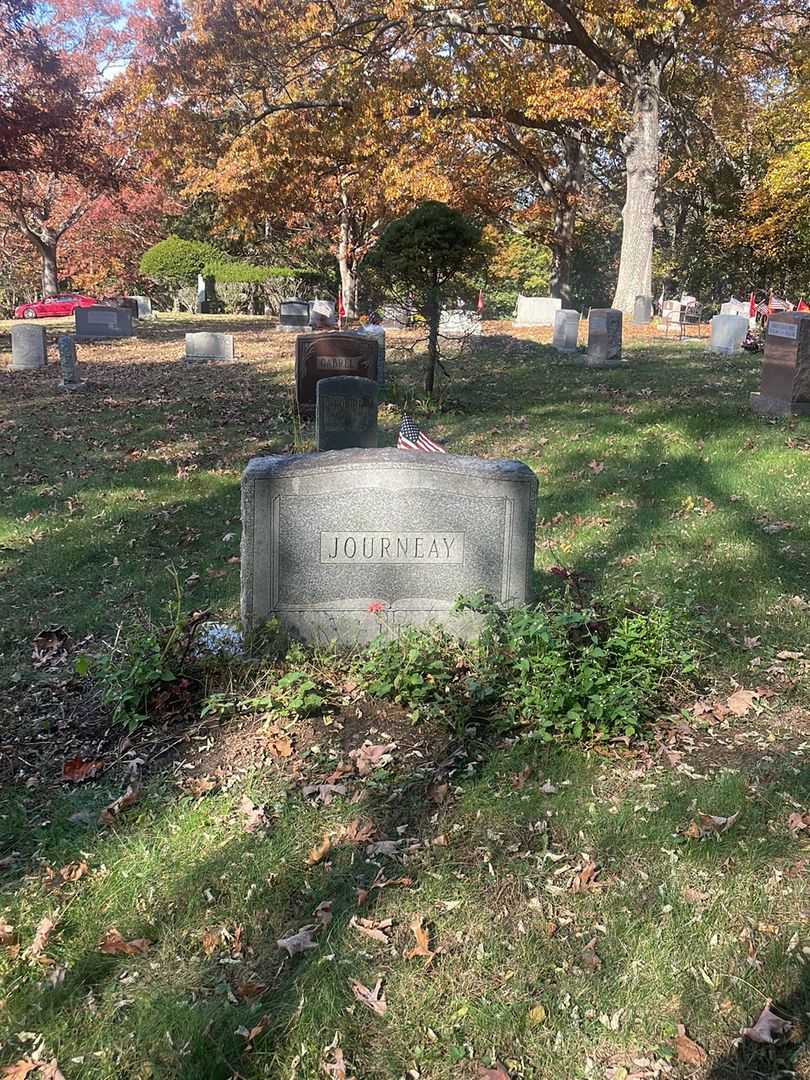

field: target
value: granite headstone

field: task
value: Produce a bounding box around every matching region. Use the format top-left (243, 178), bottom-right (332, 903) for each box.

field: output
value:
top-left (184, 332), bottom-right (235, 363)
top-left (277, 300), bottom-right (311, 330)
top-left (750, 312), bottom-right (810, 417)
top-left (129, 295), bottom-right (153, 319)
top-left (315, 376), bottom-right (378, 452)
top-left (633, 295), bottom-right (653, 324)
top-left (57, 334), bottom-right (84, 390)
top-left (709, 314), bottom-right (748, 355)
top-left (586, 308), bottom-right (623, 367)
top-left (552, 309), bottom-right (580, 353)
top-left (439, 309), bottom-right (482, 337)
top-left (309, 299), bottom-right (337, 329)
top-left (75, 305), bottom-right (133, 340)
top-left (512, 295), bottom-right (562, 327)
top-left (295, 331), bottom-right (379, 416)
top-left (356, 323), bottom-right (386, 384)
top-left (380, 305), bottom-right (411, 329)
top-left (241, 448), bottom-right (538, 643)
top-left (10, 324), bottom-right (47, 370)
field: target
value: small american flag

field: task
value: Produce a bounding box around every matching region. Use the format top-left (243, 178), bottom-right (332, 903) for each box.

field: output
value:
top-left (397, 414), bottom-right (446, 453)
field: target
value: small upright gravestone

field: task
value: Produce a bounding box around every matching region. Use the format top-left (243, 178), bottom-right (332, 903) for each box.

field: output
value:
top-left (512, 295), bottom-right (561, 327)
top-left (586, 309), bottom-right (623, 367)
top-left (75, 306), bottom-right (133, 340)
top-left (315, 377), bottom-right (378, 451)
top-left (633, 295), bottom-right (653, 324)
top-left (184, 332), bottom-right (235, 363)
top-left (129, 296), bottom-right (153, 319)
top-left (380, 305), bottom-right (411, 329)
top-left (552, 310), bottom-right (580, 353)
top-left (439, 309), bottom-right (482, 338)
top-left (295, 332), bottom-right (380, 416)
top-left (277, 300), bottom-right (310, 331)
top-left (240, 448), bottom-right (538, 643)
top-left (10, 324), bottom-right (47, 370)
top-left (709, 314), bottom-right (748, 355)
top-left (309, 299), bottom-right (337, 329)
top-left (751, 312), bottom-right (810, 417)
top-left (57, 334), bottom-right (84, 390)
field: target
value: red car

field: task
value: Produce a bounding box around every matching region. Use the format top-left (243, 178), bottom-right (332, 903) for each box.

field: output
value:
top-left (14, 293), bottom-right (98, 319)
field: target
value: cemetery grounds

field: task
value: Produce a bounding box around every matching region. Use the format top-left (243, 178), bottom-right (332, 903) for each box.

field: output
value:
top-left (0, 314), bottom-right (808, 1080)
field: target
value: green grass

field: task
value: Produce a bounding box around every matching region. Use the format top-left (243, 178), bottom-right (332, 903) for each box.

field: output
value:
top-left (1, 317), bottom-right (809, 1077)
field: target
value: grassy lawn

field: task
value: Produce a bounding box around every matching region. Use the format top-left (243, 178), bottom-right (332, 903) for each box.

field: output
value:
top-left (0, 315), bottom-right (808, 1078)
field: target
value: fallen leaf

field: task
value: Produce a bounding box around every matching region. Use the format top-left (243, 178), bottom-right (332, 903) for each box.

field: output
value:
top-left (743, 636), bottom-right (761, 650)
top-left (26, 914), bottom-right (56, 958)
top-left (588, 460), bottom-right (605, 473)
top-left (349, 742), bottom-right (395, 777)
top-left (182, 775), bottom-right (218, 797)
top-left (39, 1061), bottom-right (65, 1080)
top-left (49, 860), bottom-right (88, 885)
top-left (477, 1065), bottom-right (510, 1080)
top-left (726, 688), bottom-right (758, 716)
top-left (350, 916), bottom-right (392, 944)
top-left (306, 834), bottom-right (332, 865)
top-left (570, 858), bottom-right (599, 892)
top-left (62, 756), bottom-right (104, 783)
top-left (239, 1015), bottom-right (269, 1044)
top-left (350, 977), bottom-right (387, 1016)
top-left (0, 919), bottom-right (15, 946)
top-left (235, 979), bottom-right (267, 1002)
top-left (267, 734), bottom-right (293, 758)
top-left (686, 810), bottom-right (740, 839)
top-left (428, 782), bottom-right (449, 804)
top-left (743, 1003), bottom-right (792, 1043)
top-left (683, 886), bottom-right (710, 904)
top-left (675, 1024), bottom-right (707, 1066)
top-left (98, 928), bottom-right (151, 956)
top-left (99, 784), bottom-right (141, 824)
top-left (580, 937), bottom-right (601, 972)
top-left (366, 840), bottom-right (402, 857)
top-left (322, 1043), bottom-right (355, 1080)
top-left (787, 812), bottom-right (810, 833)
top-left (31, 627), bottom-right (69, 668)
top-left (314, 900), bottom-right (333, 926)
top-left (1, 1061), bottom-right (37, 1079)
top-left (201, 928), bottom-right (221, 955)
top-left (404, 914), bottom-right (435, 963)
top-left (528, 1004), bottom-right (547, 1026)
top-left (338, 819), bottom-right (375, 844)
top-left (776, 650), bottom-right (804, 661)
top-left (302, 782), bottom-right (347, 806)
top-left (277, 924), bottom-right (319, 957)
top-left (238, 794), bottom-right (267, 832)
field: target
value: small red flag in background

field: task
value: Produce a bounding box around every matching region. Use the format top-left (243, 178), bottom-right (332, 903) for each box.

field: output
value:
top-left (797, 297), bottom-right (809, 312)
top-left (476, 289), bottom-right (484, 313)
top-left (748, 292), bottom-right (757, 318)
top-left (337, 289), bottom-right (346, 319)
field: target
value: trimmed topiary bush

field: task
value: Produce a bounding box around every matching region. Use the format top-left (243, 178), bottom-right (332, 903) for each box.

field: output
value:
top-left (139, 236), bottom-right (224, 287)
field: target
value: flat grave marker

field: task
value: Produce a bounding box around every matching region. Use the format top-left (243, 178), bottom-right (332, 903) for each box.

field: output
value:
top-left (241, 448), bottom-right (538, 643)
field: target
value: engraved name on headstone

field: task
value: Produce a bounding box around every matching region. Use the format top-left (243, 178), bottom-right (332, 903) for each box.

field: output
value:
top-left (75, 305), bottom-right (133, 340)
top-left (750, 312), bottom-right (810, 417)
top-left (552, 310), bottom-right (580, 353)
top-left (295, 331), bottom-right (379, 416)
top-left (277, 300), bottom-right (310, 330)
top-left (315, 376), bottom-right (378, 452)
top-left (586, 308), bottom-right (623, 367)
top-left (10, 324), bottom-right (47, 370)
top-left (240, 448), bottom-right (538, 643)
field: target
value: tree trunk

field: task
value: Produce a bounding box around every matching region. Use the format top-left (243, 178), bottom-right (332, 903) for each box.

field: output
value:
top-left (549, 137), bottom-right (583, 308)
top-left (337, 181), bottom-right (358, 318)
top-left (337, 255), bottom-right (359, 319)
top-left (425, 279), bottom-right (440, 396)
top-left (40, 243), bottom-right (58, 296)
top-left (612, 60), bottom-right (661, 314)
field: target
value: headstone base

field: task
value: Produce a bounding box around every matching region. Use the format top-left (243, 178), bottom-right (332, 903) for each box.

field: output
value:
top-left (58, 379), bottom-right (89, 392)
top-left (579, 356), bottom-right (626, 369)
top-left (750, 392), bottom-right (810, 418)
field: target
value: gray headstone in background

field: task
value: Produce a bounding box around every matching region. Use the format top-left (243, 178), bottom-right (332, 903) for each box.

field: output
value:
top-left (75, 305), bottom-right (133, 340)
top-left (57, 334), bottom-right (84, 390)
top-left (184, 332), bottom-right (235, 363)
top-left (586, 308), bottom-right (623, 367)
top-left (241, 448), bottom-right (538, 643)
top-left (356, 324), bottom-right (386, 384)
top-left (709, 314), bottom-right (748, 355)
top-left (316, 377), bottom-right (378, 452)
top-left (552, 309), bottom-right (580, 352)
top-left (720, 298), bottom-right (750, 319)
top-left (633, 295), bottom-right (653, 324)
top-left (10, 324), bottom-right (47, 370)
top-left (751, 312), bottom-right (810, 417)
top-left (439, 309), bottom-right (482, 338)
top-left (380, 305), bottom-right (411, 329)
top-left (278, 300), bottom-right (310, 330)
top-left (129, 296), bottom-right (153, 319)
top-left (512, 295), bottom-right (562, 327)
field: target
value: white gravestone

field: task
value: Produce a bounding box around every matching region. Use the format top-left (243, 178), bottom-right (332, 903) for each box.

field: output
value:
top-left (439, 310), bottom-right (482, 337)
top-left (512, 295), bottom-right (562, 327)
top-left (709, 314), bottom-right (748, 355)
top-left (10, 324), bottom-right (47, 370)
top-left (241, 449), bottom-right (538, 644)
top-left (356, 324), bottom-right (386, 384)
top-left (586, 308), bottom-right (623, 367)
top-left (184, 332), bottom-right (235, 363)
top-left (552, 310), bottom-right (580, 352)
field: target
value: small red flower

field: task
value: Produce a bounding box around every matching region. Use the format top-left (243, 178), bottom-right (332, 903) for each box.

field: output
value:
top-left (368, 601), bottom-right (385, 614)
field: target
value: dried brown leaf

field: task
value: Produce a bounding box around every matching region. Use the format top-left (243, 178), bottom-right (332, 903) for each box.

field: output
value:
top-left (201, 928), bottom-right (221, 955)
top-left (62, 756), bottom-right (104, 783)
top-left (1, 1061), bottom-right (37, 1079)
top-left (726, 688), bottom-right (758, 716)
top-left (0, 919), bottom-right (15, 946)
top-left (349, 915), bottom-right (392, 944)
top-left (26, 914), bottom-right (56, 958)
top-left (314, 900), bottom-right (333, 926)
top-left (675, 1024), bottom-right (707, 1066)
top-left (477, 1065), bottom-right (511, 1080)
top-left (302, 782), bottom-right (347, 805)
top-left (235, 979), bottom-right (267, 1003)
top-left (338, 819), bottom-right (375, 844)
top-left (238, 794), bottom-right (267, 832)
top-left (787, 812), bottom-right (810, 833)
top-left (580, 937), bottom-right (601, 972)
top-left (349, 742), bottom-right (395, 777)
top-left (99, 784), bottom-right (141, 825)
top-left (277, 924), bottom-right (318, 957)
top-left (306, 834), bottom-right (332, 866)
top-left (98, 928), bottom-right (150, 956)
top-left (404, 914), bottom-right (435, 963)
top-left (570, 858), bottom-right (599, 892)
top-left (350, 977), bottom-right (387, 1016)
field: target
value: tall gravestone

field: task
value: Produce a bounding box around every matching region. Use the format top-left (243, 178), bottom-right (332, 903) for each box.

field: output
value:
top-left (709, 314), bottom-right (748, 355)
top-left (512, 295), bottom-right (561, 327)
top-left (633, 295), bottom-right (653, 324)
top-left (184, 332), bottom-right (235, 363)
top-left (295, 332), bottom-right (379, 416)
top-left (277, 300), bottom-right (310, 330)
top-left (750, 312), bottom-right (810, 417)
top-left (315, 377), bottom-right (378, 451)
top-left (57, 334), bottom-right (84, 390)
top-left (241, 448), bottom-right (538, 643)
top-left (75, 306), bottom-right (133, 340)
top-left (552, 310), bottom-right (580, 352)
top-left (10, 324), bottom-right (47, 370)
top-left (586, 308), bottom-right (623, 367)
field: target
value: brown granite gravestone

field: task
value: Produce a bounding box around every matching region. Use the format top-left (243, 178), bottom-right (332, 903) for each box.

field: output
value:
top-left (751, 312), bottom-right (810, 417)
top-left (295, 332), bottom-right (379, 416)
